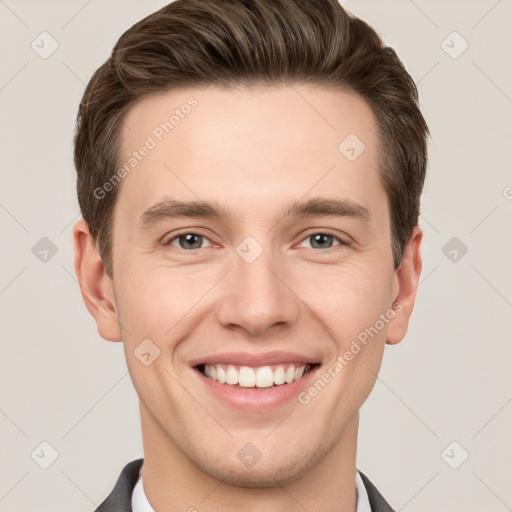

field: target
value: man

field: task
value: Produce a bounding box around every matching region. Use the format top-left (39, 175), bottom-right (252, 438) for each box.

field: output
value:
top-left (72, 0), bottom-right (428, 510)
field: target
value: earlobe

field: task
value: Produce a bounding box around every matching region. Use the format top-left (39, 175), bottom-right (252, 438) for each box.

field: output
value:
top-left (386, 225), bottom-right (423, 345)
top-left (72, 219), bottom-right (122, 342)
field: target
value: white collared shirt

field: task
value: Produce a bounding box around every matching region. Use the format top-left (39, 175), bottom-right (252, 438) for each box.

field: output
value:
top-left (132, 464), bottom-right (372, 511)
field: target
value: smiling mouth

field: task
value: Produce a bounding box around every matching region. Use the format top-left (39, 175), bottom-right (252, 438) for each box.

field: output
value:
top-left (195, 363), bottom-right (320, 390)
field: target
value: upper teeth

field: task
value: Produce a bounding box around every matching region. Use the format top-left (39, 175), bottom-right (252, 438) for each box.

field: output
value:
top-left (203, 364), bottom-right (310, 388)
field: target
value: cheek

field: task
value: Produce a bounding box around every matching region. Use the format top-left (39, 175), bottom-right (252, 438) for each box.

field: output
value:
top-left (296, 261), bottom-right (393, 343)
top-left (115, 268), bottom-right (197, 339)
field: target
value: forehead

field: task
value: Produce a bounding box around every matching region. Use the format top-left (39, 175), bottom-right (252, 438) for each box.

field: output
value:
top-left (115, 84), bottom-right (386, 229)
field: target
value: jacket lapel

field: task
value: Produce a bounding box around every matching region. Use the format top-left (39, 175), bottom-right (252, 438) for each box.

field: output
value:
top-left (358, 470), bottom-right (396, 512)
top-left (95, 458), bottom-right (143, 512)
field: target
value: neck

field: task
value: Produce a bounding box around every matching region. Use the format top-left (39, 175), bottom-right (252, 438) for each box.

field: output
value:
top-left (140, 403), bottom-right (359, 512)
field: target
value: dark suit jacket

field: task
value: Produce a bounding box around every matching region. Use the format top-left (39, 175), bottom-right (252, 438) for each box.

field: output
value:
top-left (94, 458), bottom-right (395, 511)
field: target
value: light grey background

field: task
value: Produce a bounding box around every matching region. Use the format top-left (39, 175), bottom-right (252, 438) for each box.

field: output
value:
top-left (1, 1), bottom-right (511, 511)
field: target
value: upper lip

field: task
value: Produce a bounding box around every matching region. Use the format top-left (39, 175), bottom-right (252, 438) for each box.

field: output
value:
top-left (190, 351), bottom-right (320, 368)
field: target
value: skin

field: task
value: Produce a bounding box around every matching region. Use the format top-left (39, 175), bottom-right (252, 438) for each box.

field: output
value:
top-left (73, 84), bottom-right (422, 511)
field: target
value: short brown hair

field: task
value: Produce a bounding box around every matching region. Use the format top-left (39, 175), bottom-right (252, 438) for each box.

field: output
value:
top-left (74, 0), bottom-right (429, 277)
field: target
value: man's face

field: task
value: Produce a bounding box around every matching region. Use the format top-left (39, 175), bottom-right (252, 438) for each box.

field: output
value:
top-left (86, 85), bottom-right (415, 486)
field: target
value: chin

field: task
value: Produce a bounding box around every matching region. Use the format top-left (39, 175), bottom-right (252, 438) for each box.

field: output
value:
top-left (195, 446), bottom-right (320, 488)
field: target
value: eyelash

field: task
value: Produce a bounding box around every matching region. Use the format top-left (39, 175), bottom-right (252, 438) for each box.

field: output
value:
top-left (162, 230), bottom-right (350, 251)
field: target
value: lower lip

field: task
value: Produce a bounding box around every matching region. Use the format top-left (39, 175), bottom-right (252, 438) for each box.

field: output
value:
top-left (192, 365), bottom-right (320, 411)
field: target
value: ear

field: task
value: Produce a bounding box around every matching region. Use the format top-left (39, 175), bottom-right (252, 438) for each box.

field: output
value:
top-left (386, 225), bottom-right (423, 345)
top-left (72, 219), bottom-right (122, 342)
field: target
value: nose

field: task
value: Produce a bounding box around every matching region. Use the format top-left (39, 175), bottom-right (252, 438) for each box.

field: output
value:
top-left (215, 245), bottom-right (300, 337)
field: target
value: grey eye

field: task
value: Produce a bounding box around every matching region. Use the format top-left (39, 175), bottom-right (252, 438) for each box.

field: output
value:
top-left (299, 233), bottom-right (342, 250)
top-left (168, 233), bottom-right (212, 250)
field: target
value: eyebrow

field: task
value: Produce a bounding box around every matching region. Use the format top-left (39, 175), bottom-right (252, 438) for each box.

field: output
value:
top-left (137, 196), bottom-right (370, 229)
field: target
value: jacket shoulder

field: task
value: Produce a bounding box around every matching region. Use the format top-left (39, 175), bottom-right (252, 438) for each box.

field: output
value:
top-left (358, 470), bottom-right (396, 512)
top-left (94, 458), bottom-right (143, 512)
